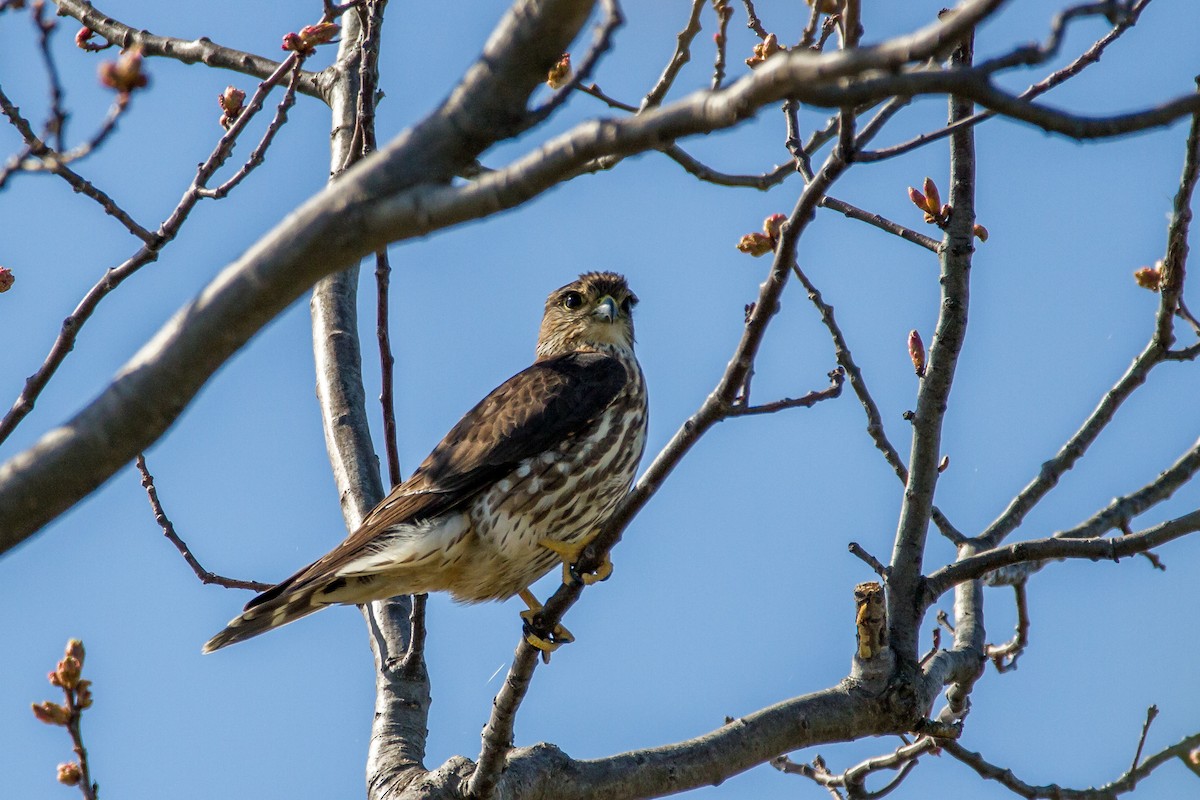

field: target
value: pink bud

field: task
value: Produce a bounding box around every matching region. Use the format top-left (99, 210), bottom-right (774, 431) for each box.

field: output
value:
top-left (908, 330), bottom-right (926, 377)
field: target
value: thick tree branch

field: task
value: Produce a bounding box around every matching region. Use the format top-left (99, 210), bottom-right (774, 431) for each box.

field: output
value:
top-left (306, 6), bottom-right (431, 797)
top-left (494, 686), bottom-right (899, 800)
top-left (887, 33), bottom-right (978, 662)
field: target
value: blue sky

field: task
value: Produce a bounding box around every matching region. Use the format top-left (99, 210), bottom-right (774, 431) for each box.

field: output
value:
top-left (2, 1), bottom-right (1199, 798)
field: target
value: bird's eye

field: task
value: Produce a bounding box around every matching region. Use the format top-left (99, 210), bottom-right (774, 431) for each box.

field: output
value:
top-left (620, 296), bottom-right (636, 314)
top-left (561, 291), bottom-right (584, 309)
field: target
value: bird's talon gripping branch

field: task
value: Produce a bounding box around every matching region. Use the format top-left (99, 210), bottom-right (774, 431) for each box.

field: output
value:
top-left (519, 588), bottom-right (573, 659)
top-left (539, 537), bottom-right (614, 586)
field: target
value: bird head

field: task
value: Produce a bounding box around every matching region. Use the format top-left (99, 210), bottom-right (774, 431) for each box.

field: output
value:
top-left (536, 272), bottom-right (638, 358)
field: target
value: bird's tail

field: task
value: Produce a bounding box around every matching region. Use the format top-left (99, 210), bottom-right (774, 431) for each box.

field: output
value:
top-left (202, 581), bottom-right (326, 653)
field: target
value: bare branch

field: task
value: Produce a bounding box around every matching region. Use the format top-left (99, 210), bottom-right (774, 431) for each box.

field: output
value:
top-left (821, 195), bottom-right (940, 251)
top-left (711, 0), bottom-right (732, 90)
top-left (1130, 705), bottom-right (1160, 776)
top-left (928, 40), bottom-right (987, 727)
top-left (51, 0), bottom-right (323, 98)
top-left (641, 0), bottom-right (705, 110)
top-left (799, 0), bottom-right (824, 50)
top-left (887, 28), bottom-right (978, 652)
top-left (134, 455), bottom-right (270, 591)
top-left (726, 366), bottom-right (845, 416)
top-left (943, 728), bottom-right (1200, 799)
top-left (925, 508), bottom-right (1200, 601)
top-left (741, 0), bottom-right (769, 40)
top-left (849, 541), bottom-right (890, 580)
top-left (662, 144), bottom-right (795, 190)
top-left (1054, 436), bottom-right (1200, 542)
top-left (575, 81), bottom-right (637, 112)
top-left (197, 64), bottom-right (305, 199)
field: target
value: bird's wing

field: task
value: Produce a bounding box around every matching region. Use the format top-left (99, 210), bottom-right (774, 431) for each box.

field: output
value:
top-left (241, 351), bottom-right (627, 611)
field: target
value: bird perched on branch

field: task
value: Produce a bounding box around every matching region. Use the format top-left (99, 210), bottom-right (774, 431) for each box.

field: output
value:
top-left (204, 272), bottom-right (647, 655)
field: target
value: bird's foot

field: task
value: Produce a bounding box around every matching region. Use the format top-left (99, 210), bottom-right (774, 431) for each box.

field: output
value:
top-left (538, 538), bottom-right (613, 586)
top-left (518, 589), bottom-right (574, 663)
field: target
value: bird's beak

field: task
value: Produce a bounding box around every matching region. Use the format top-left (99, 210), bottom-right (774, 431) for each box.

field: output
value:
top-left (594, 295), bottom-right (617, 323)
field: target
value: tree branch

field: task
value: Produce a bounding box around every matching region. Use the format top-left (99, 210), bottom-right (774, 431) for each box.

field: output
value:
top-left (306, 5), bottom-right (431, 796)
top-left (942, 729), bottom-right (1200, 799)
top-left (51, 0), bottom-right (323, 98)
top-left (887, 31), bottom-right (978, 662)
top-left (924, 509), bottom-right (1200, 601)
top-left (134, 454), bottom-right (270, 591)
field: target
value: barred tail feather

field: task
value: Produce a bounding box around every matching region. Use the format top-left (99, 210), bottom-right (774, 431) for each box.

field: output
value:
top-left (202, 586), bottom-right (326, 653)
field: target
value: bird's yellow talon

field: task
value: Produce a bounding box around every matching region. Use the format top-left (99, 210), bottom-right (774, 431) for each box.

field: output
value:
top-left (518, 588), bottom-right (573, 660)
top-left (539, 537), bottom-right (613, 586)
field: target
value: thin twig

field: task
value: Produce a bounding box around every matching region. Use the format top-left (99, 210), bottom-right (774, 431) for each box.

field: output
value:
top-left (135, 455), bottom-right (271, 591)
top-left (726, 367), bottom-right (844, 416)
top-left (1175, 296), bottom-right (1200, 337)
top-left (800, 0), bottom-right (823, 49)
top-left (575, 82), bottom-right (637, 112)
top-left (641, 0), bottom-right (705, 110)
top-left (1130, 705), bottom-right (1159, 775)
top-left (741, 0), bottom-right (769, 39)
top-left (198, 60), bottom-right (306, 199)
top-left (31, 0), bottom-right (67, 151)
top-left (663, 144), bottom-right (795, 190)
top-left (375, 247), bottom-right (402, 488)
top-left (925, 509), bottom-right (1200, 601)
top-left (849, 542), bottom-right (890, 580)
top-left (712, 0), bottom-right (732, 90)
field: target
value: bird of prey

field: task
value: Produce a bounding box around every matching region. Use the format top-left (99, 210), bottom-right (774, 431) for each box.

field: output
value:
top-left (204, 272), bottom-right (647, 655)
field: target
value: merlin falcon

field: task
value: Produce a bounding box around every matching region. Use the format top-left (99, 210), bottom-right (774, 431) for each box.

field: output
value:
top-left (204, 272), bottom-right (647, 654)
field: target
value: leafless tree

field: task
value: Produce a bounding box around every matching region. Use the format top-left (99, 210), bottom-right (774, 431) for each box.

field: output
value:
top-left (4, 1), bottom-right (1199, 798)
